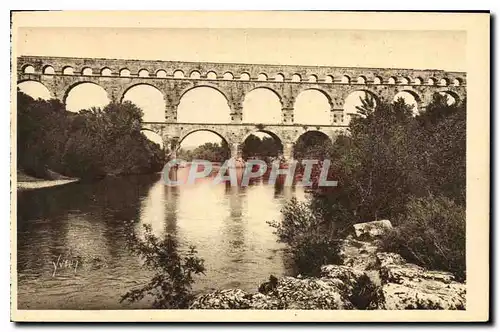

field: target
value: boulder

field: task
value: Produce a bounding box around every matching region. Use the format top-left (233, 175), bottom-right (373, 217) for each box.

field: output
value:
top-left (353, 220), bottom-right (392, 239)
top-left (338, 236), bottom-right (380, 271)
top-left (274, 276), bottom-right (353, 310)
top-left (377, 256), bottom-right (466, 310)
top-left (320, 265), bottom-right (367, 298)
top-left (190, 289), bottom-right (253, 309)
top-left (190, 276), bottom-right (354, 310)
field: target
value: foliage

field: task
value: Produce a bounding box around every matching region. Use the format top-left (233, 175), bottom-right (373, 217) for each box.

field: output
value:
top-left (270, 92), bottom-right (466, 278)
top-left (242, 134), bottom-right (282, 160)
top-left (268, 198), bottom-right (342, 276)
top-left (120, 223), bottom-right (205, 309)
top-left (17, 91), bottom-right (165, 180)
top-left (176, 141), bottom-right (229, 162)
top-left (349, 274), bottom-right (381, 309)
top-left (381, 195), bottom-right (466, 281)
top-left (293, 131), bottom-right (333, 161)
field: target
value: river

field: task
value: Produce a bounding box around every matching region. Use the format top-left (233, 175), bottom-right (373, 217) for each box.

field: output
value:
top-left (16, 171), bottom-right (308, 309)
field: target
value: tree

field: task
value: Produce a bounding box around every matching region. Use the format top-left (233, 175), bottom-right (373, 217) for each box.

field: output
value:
top-left (271, 93), bottom-right (466, 278)
top-left (242, 134), bottom-right (282, 160)
top-left (120, 223), bottom-right (205, 308)
top-left (17, 91), bottom-right (165, 180)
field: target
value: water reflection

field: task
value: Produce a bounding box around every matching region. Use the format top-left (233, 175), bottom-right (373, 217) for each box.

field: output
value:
top-left (17, 170), bottom-right (305, 309)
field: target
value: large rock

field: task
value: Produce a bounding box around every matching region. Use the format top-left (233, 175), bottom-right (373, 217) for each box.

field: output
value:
top-left (191, 275), bottom-right (355, 309)
top-left (377, 253), bottom-right (466, 310)
top-left (190, 289), bottom-right (284, 309)
top-left (274, 276), bottom-right (353, 310)
top-left (338, 235), bottom-right (380, 271)
top-left (353, 220), bottom-right (392, 239)
top-left (320, 265), bottom-right (367, 298)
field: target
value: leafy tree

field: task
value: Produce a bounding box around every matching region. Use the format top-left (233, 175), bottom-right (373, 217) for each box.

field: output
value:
top-left (271, 92), bottom-right (466, 278)
top-left (120, 223), bottom-right (205, 308)
top-left (242, 134), bottom-right (282, 160)
top-left (17, 91), bottom-right (165, 180)
top-left (180, 141), bottom-right (229, 162)
top-left (381, 195), bottom-right (466, 281)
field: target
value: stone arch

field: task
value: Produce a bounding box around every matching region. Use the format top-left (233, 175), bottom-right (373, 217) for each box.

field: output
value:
top-left (82, 67), bottom-right (93, 76)
top-left (17, 80), bottom-right (52, 100)
top-left (178, 84), bottom-right (231, 107)
top-left (324, 75), bottom-right (334, 83)
top-left (63, 66), bottom-right (74, 75)
top-left (414, 77), bottom-right (423, 85)
top-left (178, 128), bottom-right (231, 149)
top-left (242, 87), bottom-right (283, 124)
top-left (177, 86), bottom-right (231, 124)
top-left (293, 130), bottom-right (334, 160)
top-left (141, 128), bottom-right (164, 149)
top-left (138, 69), bottom-right (150, 77)
top-left (240, 72), bottom-right (250, 81)
top-left (401, 76), bottom-right (411, 85)
top-left (120, 82), bottom-right (163, 102)
top-left (427, 77), bottom-right (437, 86)
top-left (343, 89), bottom-right (380, 121)
top-left (240, 129), bottom-right (285, 161)
top-left (291, 74), bottom-right (301, 82)
top-left (223, 72), bottom-right (234, 80)
top-left (241, 129), bottom-right (285, 151)
top-left (190, 70), bottom-right (201, 79)
top-left (308, 74), bottom-right (318, 83)
top-left (294, 88), bottom-right (332, 125)
top-left (206, 71), bottom-right (217, 80)
top-left (156, 69), bottom-right (167, 78)
top-left (257, 73), bottom-right (268, 81)
top-left (101, 67), bottom-right (112, 76)
top-left (388, 76), bottom-right (397, 85)
top-left (120, 68), bottom-right (131, 77)
top-left (341, 75), bottom-right (350, 84)
top-left (22, 64), bottom-right (35, 74)
top-left (438, 91), bottom-right (460, 106)
top-left (275, 73), bottom-right (285, 82)
top-left (393, 90), bottom-right (422, 115)
top-left (293, 129), bottom-right (333, 145)
top-left (373, 76), bottom-right (383, 84)
top-left (439, 78), bottom-right (449, 86)
top-left (173, 70), bottom-right (185, 78)
top-left (452, 78), bottom-right (462, 86)
top-left (64, 81), bottom-right (110, 112)
top-left (121, 83), bottom-right (165, 122)
top-left (43, 65), bottom-right (55, 75)
top-left (357, 76), bottom-right (367, 84)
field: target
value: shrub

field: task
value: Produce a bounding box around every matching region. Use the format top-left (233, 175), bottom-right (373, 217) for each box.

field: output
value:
top-left (381, 195), bottom-right (465, 281)
top-left (268, 198), bottom-right (342, 276)
top-left (120, 223), bottom-right (205, 308)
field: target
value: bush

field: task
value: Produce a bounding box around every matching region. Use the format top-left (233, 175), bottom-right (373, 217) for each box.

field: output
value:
top-left (268, 198), bottom-right (342, 276)
top-left (381, 195), bottom-right (465, 281)
top-left (120, 223), bottom-right (205, 309)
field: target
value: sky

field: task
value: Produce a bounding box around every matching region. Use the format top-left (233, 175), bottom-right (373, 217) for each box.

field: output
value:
top-left (16, 27), bottom-right (466, 148)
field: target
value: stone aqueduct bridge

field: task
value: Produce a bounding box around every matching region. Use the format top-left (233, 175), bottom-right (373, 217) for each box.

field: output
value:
top-left (18, 56), bottom-right (466, 160)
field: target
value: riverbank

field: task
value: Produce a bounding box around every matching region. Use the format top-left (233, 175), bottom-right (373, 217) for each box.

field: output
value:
top-left (17, 171), bottom-right (79, 191)
top-left (190, 220), bottom-right (466, 310)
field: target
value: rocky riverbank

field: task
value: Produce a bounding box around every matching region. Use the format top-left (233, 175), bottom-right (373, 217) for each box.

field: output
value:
top-left (190, 220), bottom-right (466, 310)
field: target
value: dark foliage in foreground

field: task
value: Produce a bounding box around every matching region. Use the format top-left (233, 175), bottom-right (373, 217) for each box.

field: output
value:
top-left (381, 195), bottom-right (466, 282)
top-left (270, 93), bottom-right (466, 278)
top-left (120, 223), bottom-right (205, 309)
top-left (17, 91), bottom-right (165, 180)
top-left (268, 198), bottom-right (342, 276)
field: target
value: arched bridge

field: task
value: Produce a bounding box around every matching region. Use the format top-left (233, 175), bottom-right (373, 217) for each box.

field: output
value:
top-left (17, 55), bottom-right (466, 160)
